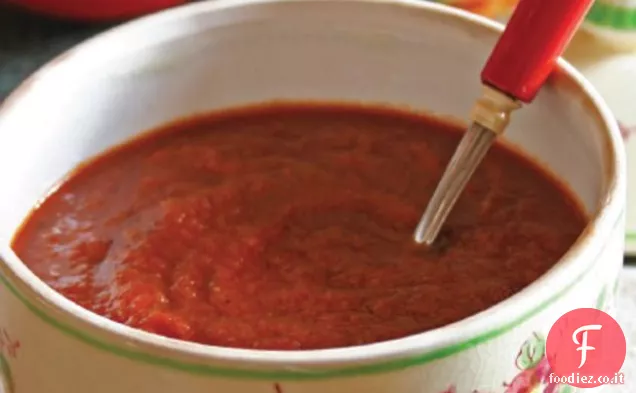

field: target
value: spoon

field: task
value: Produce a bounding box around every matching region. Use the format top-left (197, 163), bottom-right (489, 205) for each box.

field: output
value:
top-left (414, 0), bottom-right (595, 246)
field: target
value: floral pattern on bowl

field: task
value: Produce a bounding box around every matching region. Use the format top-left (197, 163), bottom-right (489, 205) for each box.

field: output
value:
top-left (440, 333), bottom-right (575, 393)
top-left (439, 282), bottom-right (619, 393)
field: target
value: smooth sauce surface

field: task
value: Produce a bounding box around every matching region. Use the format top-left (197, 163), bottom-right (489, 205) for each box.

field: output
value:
top-left (13, 104), bottom-right (586, 350)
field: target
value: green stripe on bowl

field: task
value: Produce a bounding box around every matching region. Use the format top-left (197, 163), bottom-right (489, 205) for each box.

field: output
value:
top-left (0, 213), bottom-right (622, 380)
top-left (627, 231), bottom-right (636, 240)
top-left (586, 2), bottom-right (636, 30)
top-left (0, 353), bottom-right (14, 393)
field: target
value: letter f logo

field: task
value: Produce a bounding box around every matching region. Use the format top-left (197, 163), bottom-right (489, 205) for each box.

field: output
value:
top-left (572, 324), bottom-right (602, 368)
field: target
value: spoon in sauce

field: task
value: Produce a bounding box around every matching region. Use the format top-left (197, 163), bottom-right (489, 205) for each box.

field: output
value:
top-left (414, 0), bottom-right (595, 246)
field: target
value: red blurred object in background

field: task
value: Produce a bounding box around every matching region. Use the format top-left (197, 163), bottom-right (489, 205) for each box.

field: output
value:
top-left (5, 0), bottom-right (188, 21)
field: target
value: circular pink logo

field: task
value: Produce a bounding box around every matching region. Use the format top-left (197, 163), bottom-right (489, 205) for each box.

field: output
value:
top-left (546, 308), bottom-right (626, 388)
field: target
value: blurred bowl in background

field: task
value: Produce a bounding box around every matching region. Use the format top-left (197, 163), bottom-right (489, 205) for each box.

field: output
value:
top-left (5, 0), bottom-right (187, 21)
top-left (434, 0), bottom-right (636, 50)
top-left (429, 0), bottom-right (518, 20)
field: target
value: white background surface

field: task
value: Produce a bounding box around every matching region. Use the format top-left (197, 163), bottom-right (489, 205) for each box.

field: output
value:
top-left (564, 31), bottom-right (636, 255)
top-left (563, 29), bottom-right (636, 393)
top-left (563, 33), bottom-right (635, 391)
top-left (610, 266), bottom-right (636, 392)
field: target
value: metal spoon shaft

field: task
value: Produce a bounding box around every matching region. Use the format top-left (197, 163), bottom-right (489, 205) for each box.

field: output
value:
top-left (413, 123), bottom-right (495, 245)
top-left (413, 85), bottom-right (520, 245)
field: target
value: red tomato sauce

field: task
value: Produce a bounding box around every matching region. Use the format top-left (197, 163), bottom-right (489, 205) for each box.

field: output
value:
top-left (12, 103), bottom-right (586, 350)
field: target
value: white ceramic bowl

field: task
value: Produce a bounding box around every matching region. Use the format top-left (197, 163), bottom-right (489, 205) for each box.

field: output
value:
top-left (0, 1), bottom-right (626, 392)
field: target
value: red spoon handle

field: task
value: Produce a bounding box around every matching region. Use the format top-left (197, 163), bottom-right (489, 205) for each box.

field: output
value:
top-left (481, 0), bottom-right (594, 103)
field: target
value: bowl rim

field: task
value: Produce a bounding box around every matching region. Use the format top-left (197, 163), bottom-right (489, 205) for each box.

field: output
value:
top-left (0, 0), bottom-right (626, 380)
